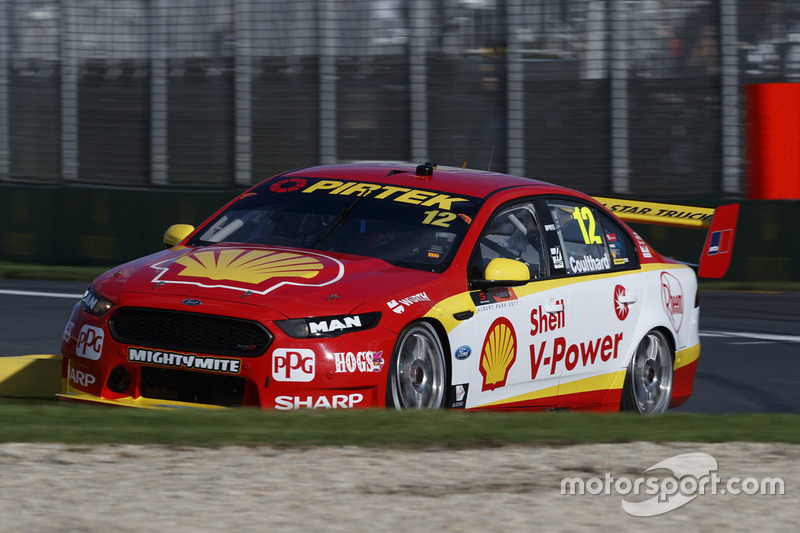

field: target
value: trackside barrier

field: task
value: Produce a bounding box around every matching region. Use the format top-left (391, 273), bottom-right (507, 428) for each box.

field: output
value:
top-left (0, 184), bottom-right (798, 282)
top-left (0, 355), bottom-right (62, 398)
top-left (0, 183), bottom-right (239, 265)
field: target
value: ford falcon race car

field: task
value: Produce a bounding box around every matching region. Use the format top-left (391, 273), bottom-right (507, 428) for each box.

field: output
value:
top-left (59, 162), bottom-right (738, 413)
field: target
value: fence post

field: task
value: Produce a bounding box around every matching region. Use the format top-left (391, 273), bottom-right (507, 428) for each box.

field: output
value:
top-left (409, 0), bottom-right (429, 163)
top-left (319, 0), bottom-right (337, 165)
top-left (610, 1), bottom-right (630, 194)
top-left (720, 0), bottom-right (741, 196)
top-left (61, 0), bottom-right (79, 182)
top-left (234, 0), bottom-right (253, 186)
top-left (506, 0), bottom-right (524, 177)
top-left (0, 1), bottom-right (8, 181)
top-left (150, 0), bottom-right (168, 185)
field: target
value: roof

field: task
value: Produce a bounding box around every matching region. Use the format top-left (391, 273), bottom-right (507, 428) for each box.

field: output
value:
top-left (281, 162), bottom-right (571, 199)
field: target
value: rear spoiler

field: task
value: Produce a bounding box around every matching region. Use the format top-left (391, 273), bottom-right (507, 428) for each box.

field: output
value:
top-left (593, 197), bottom-right (739, 279)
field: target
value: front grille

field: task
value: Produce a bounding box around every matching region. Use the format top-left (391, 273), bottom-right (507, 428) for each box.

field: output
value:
top-left (109, 307), bottom-right (272, 357)
top-left (140, 366), bottom-right (245, 407)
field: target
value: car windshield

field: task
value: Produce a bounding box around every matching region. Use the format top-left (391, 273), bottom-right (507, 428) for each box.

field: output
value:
top-left (188, 176), bottom-right (483, 273)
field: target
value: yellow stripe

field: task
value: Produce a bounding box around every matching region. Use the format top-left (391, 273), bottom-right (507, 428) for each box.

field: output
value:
top-left (57, 388), bottom-right (228, 410)
top-left (559, 369), bottom-right (626, 396)
top-left (674, 343), bottom-right (700, 370)
top-left (475, 370), bottom-right (626, 408)
top-left (426, 263), bottom-right (688, 334)
top-left (593, 196), bottom-right (715, 229)
top-left (425, 292), bottom-right (477, 334)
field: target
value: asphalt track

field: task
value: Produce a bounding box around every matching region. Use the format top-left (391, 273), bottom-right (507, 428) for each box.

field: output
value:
top-left (1, 279), bottom-right (798, 414)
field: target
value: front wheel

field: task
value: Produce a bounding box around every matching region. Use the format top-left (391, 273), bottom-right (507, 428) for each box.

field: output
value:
top-left (387, 321), bottom-right (447, 409)
top-left (621, 329), bottom-right (674, 414)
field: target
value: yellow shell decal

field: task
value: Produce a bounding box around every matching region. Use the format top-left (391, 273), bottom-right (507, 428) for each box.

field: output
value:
top-left (175, 249), bottom-right (323, 284)
top-left (479, 317), bottom-right (517, 391)
top-left (150, 248), bottom-right (343, 295)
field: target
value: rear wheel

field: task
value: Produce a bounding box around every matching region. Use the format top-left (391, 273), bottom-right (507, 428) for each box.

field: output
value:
top-left (621, 329), bottom-right (673, 414)
top-left (387, 321), bottom-right (447, 409)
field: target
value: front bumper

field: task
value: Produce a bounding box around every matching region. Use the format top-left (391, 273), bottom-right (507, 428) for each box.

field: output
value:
top-left (61, 301), bottom-right (395, 410)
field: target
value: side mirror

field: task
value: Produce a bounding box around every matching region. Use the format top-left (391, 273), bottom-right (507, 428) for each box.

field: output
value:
top-left (474, 258), bottom-right (531, 288)
top-left (163, 224), bottom-right (195, 248)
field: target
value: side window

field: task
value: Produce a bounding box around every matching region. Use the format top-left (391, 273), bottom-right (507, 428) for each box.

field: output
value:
top-left (545, 199), bottom-right (637, 276)
top-left (469, 202), bottom-right (545, 283)
top-left (599, 212), bottom-right (638, 269)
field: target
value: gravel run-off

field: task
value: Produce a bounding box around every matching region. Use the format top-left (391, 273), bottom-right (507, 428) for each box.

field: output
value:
top-left (0, 442), bottom-right (796, 532)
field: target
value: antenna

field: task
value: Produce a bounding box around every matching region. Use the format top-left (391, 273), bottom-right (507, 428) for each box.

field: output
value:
top-left (487, 146), bottom-right (495, 171)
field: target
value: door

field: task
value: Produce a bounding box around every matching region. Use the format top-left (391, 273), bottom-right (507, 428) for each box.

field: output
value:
top-left (541, 197), bottom-right (645, 408)
top-left (463, 200), bottom-right (569, 409)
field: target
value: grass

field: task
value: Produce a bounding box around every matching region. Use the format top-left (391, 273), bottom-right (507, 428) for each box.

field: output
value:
top-left (0, 403), bottom-right (798, 446)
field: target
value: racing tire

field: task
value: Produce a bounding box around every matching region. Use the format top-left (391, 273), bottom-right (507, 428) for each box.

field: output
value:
top-left (621, 329), bottom-right (674, 415)
top-left (387, 321), bottom-right (448, 410)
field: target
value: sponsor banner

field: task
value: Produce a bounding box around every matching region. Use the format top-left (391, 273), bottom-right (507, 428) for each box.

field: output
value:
top-left (530, 299), bottom-right (566, 338)
top-left (63, 320), bottom-right (75, 343)
top-left (76, 325), bottom-right (104, 360)
top-left (661, 272), bottom-right (684, 332)
top-left (272, 349), bottom-right (315, 382)
top-left (127, 348), bottom-right (241, 374)
top-left (550, 246), bottom-right (565, 269)
top-left (531, 333), bottom-right (623, 380)
top-left (387, 291), bottom-right (430, 314)
top-left (594, 197), bottom-right (715, 229)
top-left (309, 316), bottom-right (362, 335)
top-left (300, 180), bottom-right (470, 211)
top-left (69, 367), bottom-right (96, 388)
top-left (471, 287), bottom-right (518, 313)
top-left (274, 392), bottom-right (366, 410)
top-left (633, 233), bottom-right (653, 259)
top-left (332, 350), bottom-right (384, 373)
top-left (449, 384), bottom-right (469, 409)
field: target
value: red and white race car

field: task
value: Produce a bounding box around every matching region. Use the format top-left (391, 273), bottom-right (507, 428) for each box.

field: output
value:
top-left (59, 163), bottom-right (738, 413)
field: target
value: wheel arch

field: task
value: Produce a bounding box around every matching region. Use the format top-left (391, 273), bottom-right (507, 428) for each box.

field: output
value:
top-left (621, 325), bottom-right (676, 414)
top-left (419, 317), bottom-right (455, 403)
top-left (652, 325), bottom-right (677, 362)
top-left (385, 317), bottom-right (452, 409)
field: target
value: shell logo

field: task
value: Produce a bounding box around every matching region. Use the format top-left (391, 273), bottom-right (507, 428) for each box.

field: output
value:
top-left (479, 317), bottom-right (517, 391)
top-left (151, 248), bottom-right (343, 295)
top-left (176, 249), bottom-right (323, 283)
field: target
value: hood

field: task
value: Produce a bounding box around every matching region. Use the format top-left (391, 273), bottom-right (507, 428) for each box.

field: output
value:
top-left (96, 244), bottom-right (439, 318)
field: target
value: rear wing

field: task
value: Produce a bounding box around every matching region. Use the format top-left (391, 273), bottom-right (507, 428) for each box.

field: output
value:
top-left (593, 197), bottom-right (740, 279)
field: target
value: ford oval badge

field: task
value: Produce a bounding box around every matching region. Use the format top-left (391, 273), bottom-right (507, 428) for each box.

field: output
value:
top-left (182, 298), bottom-right (202, 306)
top-left (455, 345), bottom-right (472, 360)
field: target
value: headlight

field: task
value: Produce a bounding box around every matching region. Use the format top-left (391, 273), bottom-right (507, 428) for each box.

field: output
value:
top-left (81, 286), bottom-right (114, 316)
top-left (275, 312), bottom-right (381, 338)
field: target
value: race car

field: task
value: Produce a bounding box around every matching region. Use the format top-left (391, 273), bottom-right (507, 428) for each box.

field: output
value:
top-left (58, 162), bottom-right (738, 413)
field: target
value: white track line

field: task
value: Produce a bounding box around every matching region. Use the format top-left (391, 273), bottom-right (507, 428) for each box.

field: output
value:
top-left (0, 289), bottom-right (82, 299)
top-left (701, 329), bottom-right (800, 344)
